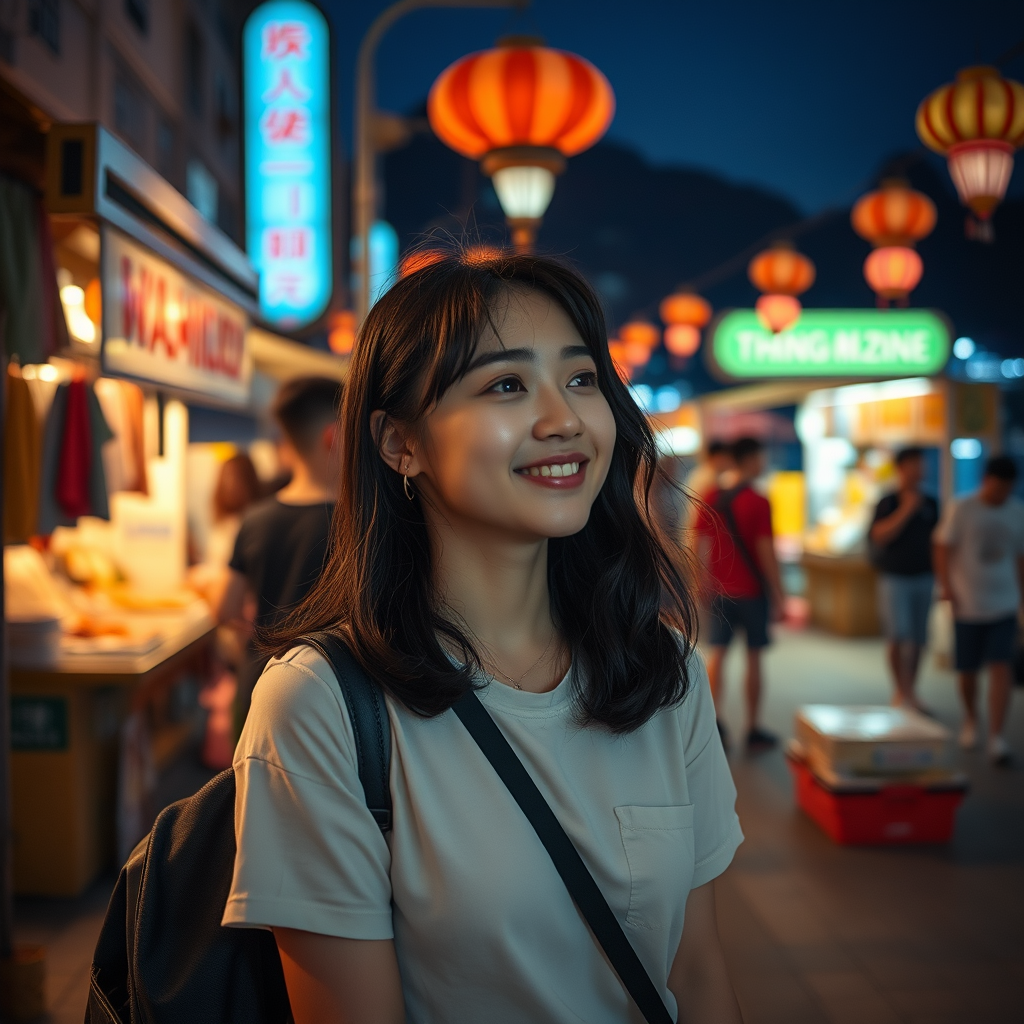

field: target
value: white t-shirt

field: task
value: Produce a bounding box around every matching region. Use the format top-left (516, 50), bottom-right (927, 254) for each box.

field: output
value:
top-left (934, 494), bottom-right (1024, 622)
top-left (223, 645), bottom-right (742, 1024)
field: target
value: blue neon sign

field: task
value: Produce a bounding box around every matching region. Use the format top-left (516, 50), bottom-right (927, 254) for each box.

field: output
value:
top-left (243, 1), bottom-right (332, 329)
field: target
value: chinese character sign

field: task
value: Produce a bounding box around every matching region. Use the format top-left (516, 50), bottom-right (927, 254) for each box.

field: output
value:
top-left (102, 229), bottom-right (252, 404)
top-left (243, 1), bottom-right (332, 329)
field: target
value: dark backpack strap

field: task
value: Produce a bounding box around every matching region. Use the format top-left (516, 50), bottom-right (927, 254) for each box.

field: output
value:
top-left (451, 693), bottom-right (674, 1024)
top-left (300, 632), bottom-right (393, 833)
top-left (712, 485), bottom-right (767, 593)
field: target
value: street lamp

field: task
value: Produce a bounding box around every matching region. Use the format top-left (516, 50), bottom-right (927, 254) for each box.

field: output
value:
top-left (916, 66), bottom-right (1024, 240)
top-left (851, 179), bottom-right (935, 306)
top-left (427, 37), bottom-right (614, 252)
top-left (353, 0), bottom-right (526, 323)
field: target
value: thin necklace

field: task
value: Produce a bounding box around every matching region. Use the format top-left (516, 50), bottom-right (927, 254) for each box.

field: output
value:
top-left (471, 628), bottom-right (556, 691)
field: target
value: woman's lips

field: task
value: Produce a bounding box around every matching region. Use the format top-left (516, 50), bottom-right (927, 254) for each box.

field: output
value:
top-left (515, 458), bottom-right (588, 488)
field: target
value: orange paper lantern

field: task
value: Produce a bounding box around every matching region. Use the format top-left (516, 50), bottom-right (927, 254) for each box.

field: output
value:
top-left (916, 66), bottom-right (1024, 220)
top-left (84, 277), bottom-right (102, 325)
top-left (664, 324), bottom-right (701, 357)
top-left (748, 243), bottom-right (815, 296)
top-left (619, 320), bottom-right (660, 350)
top-left (428, 41), bottom-right (615, 166)
top-left (863, 246), bottom-right (924, 304)
top-left (328, 310), bottom-right (356, 355)
top-left (659, 292), bottom-right (711, 328)
top-left (755, 294), bottom-right (802, 334)
top-left (851, 182), bottom-right (936, 247)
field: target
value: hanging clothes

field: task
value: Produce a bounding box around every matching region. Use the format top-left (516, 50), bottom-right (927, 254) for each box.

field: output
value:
top-left (37, 378), bottom-right (114, 533)
top-left (94, 377), bottom-right (148, 494)
top-left (4, 364), bottom-right (42, 542)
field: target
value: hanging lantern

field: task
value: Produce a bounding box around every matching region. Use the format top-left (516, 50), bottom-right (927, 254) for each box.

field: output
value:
top-left (328, 310), bottom-right (356, 355)
top-left (429, 38), bottom-right (614, 251)
top-left (84, 278), bottom-right (102, 324)
top-left (664, 324), bottom-right (701, 357)
top-left (754, 294), bottom-right (802, 334)
top-left (748, 243), bottom-right (815, 333)
top-left (851, 181), bottom-right (936, 247)
top-left (607, 339), bottom-right (631, 380)
top-left (619, 320), bottom-right (660, 350)
top-left (659, 292), bottom-right (711, 329)
top-left (862, 247), bottom-right (924, 304)
top-left (916, 66), bottom-right (1024, 236)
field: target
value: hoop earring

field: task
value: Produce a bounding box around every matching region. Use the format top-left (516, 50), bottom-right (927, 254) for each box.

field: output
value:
top-left (403, 475), bottom-right (415, 501)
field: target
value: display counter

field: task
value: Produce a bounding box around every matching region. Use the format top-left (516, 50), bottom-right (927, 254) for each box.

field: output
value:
top-left (801, 553), bottom-right (880, 638)
top-left (8, 603), bottom-right (215, 896)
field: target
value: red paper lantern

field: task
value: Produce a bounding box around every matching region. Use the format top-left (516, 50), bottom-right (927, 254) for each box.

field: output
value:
top-left (863, 246), bottom-right (924, 304)
top-left (659, 292), bottom-right (711, 328)
top-left (755, 294), bottom-right (802, 334)
top-left (328, 310), bottom-right (356, 355)
top-left (851, 182), bottom-right (936, 247)
top-left (916, 66), bottom-right (1024, 222)
top-left (664, 324), bottom-right (701, 357)
top-left (619, 320), bottom-right (660, 350)
top-left (748, 243), bottom-right (815, 296)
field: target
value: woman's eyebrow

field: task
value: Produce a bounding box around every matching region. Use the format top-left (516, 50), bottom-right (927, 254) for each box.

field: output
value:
top-left (466, 347), bottom-right (535, 372)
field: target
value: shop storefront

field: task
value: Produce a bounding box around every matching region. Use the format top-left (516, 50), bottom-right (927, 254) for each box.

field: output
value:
top-left (4, 124), bottom-right (344, 896)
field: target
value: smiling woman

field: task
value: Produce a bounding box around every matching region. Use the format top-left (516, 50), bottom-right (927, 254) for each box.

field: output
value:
top-left (224, 249), bottom-right (744, 1024)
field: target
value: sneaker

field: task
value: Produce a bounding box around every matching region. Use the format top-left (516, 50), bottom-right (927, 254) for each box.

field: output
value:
top-left (989, 735), bottom-right (1012, 768)
top-left (746, 726), bottom-right (779, 750)
top-left (958, 721), bottom-right (978, 751)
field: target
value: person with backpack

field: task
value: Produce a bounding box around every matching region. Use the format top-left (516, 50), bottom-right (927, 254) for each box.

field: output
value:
top-left (695, 436), bottom-right (785, 752)
top-left (219, 253), bottom-right (744, 1023)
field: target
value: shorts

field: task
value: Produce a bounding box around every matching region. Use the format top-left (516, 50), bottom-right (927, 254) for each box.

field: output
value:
top-left (954, 616), bottom-right (1017, 672)
top-left (877, 573), bottom-right (933, 646)
top-left (708, 594), bottom-right (770, 649)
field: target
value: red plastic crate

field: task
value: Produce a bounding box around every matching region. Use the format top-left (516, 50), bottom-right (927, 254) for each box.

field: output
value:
top-left (787, 755), bottom-right (967, 845)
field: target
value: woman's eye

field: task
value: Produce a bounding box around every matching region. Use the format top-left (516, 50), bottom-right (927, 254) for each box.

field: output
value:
top-left (569, 370), bottom-right (599, 388)
top-left (489, 376), bottom-right (526, 394)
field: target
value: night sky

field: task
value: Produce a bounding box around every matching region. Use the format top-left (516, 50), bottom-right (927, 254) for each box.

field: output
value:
top-left (322, 0), bottom-right (1024, 213)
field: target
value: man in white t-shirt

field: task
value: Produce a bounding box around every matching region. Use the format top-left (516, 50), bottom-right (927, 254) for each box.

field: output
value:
top-left (934, 456), bottom-right (1024, 766)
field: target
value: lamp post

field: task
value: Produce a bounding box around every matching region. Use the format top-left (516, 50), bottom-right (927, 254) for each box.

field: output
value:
top-left (353, 0), bottom-right (526, 323)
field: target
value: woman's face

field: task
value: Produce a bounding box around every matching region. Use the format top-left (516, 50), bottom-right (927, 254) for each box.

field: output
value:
top-left (408, 288), bottom-right (617, 542)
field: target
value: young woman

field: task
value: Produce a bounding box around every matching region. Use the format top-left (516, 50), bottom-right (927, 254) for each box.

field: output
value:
top-left (223, 253), bottom-right (744, 1023)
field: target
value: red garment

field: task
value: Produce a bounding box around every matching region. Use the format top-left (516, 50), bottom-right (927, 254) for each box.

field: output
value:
top-left (55, 378), bottom-right (92, 519)
top-left (695, 485), bottom-right (773, 598)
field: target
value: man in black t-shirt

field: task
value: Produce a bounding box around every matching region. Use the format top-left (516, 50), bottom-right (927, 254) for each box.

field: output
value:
top-left (869, 447), bottom-right (939, 710)
top-left (217, 376), bottom-right (342, 729)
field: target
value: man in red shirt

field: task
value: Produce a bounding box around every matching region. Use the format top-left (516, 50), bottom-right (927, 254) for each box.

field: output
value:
top-left (695, 437), bottom-right (786, 750)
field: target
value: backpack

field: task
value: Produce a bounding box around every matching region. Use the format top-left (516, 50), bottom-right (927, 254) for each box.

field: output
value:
top-left (86, 633), bottom-right (391, 1024)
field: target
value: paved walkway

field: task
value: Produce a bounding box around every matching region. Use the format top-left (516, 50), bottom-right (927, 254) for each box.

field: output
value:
top-left (12, 627), bottom-right (1024, 1023)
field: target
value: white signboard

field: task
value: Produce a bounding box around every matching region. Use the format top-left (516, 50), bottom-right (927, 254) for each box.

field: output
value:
top-left (102, 229), bottom-right (252, 404)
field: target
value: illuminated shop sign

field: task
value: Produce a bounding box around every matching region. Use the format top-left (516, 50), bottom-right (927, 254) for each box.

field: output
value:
top-left (102, 229), bottom-right (252, 404)
top-left (243, 0), bottom-right (332, 328)
top-left (710, 309), bottom-right (951, 380)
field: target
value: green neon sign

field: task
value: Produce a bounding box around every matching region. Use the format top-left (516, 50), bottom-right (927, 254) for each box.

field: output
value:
top-left (710, 309), bottom-right (951, 379)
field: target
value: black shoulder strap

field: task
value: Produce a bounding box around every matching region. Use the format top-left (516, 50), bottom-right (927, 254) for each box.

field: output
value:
top-left (300, 632), bottom-right (393, 833)
top-left (712, 485), bottom-right (767, 591)
top-left (451, 693), bottom-right (674, 1024)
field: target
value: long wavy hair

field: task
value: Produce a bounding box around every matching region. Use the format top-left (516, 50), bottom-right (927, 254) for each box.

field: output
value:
top-left (267, 250), bottom-right (701, 733)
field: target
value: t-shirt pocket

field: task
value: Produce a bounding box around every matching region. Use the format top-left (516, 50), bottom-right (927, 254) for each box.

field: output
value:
top-left (615, 804), bottom-right (695, 930)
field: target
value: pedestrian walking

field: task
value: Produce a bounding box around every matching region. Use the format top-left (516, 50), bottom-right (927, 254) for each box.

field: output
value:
top-left (933, 455), bottom-right (1024, 767)
top-left (868, 447), bottom-right (939, 712)
top-left (695, 436), bottom-right (786, 750)
top-left (222, 253), bottom-right (744, 1023)
top-left (216, 376), bottom-right (342, 731)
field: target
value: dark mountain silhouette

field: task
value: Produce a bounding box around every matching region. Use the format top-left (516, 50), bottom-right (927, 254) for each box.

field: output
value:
top-left (383, 131), bottom-right (1024, 395)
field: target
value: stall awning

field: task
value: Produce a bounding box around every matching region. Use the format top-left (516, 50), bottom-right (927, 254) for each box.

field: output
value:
top-left (248, 328), bottom-right (347, 383)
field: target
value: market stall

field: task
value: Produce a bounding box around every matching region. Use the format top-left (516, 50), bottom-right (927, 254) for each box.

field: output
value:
top-left (3, 125), bottom-right (344, 895)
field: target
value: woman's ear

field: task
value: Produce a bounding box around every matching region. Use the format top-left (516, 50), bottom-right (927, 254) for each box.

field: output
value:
top-left (370, 410), bottom-right (419, 476)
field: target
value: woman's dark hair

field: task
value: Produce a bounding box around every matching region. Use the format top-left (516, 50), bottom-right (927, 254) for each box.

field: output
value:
top-left (268, 250), bottom-right (701, 733)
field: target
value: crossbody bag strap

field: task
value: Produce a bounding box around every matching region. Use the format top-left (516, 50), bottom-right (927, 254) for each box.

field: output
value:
top-left (300, 632), bottom-right (393, 833)
top-left (451, 693), bottom-right (674, 1024)
top-left (712, 485), bottom-right (767, 592)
